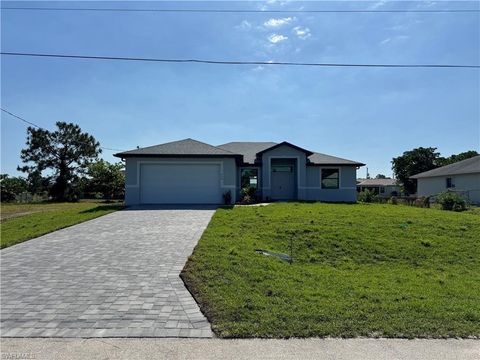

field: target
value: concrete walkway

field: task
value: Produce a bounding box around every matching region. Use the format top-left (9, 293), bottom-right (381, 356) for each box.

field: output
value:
top-left (1, 207), bottom-right (216, 338)
top-left (1, 338), bottom-right (478, 360)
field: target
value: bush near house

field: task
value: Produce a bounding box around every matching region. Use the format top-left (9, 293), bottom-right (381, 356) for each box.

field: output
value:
top-left (182, 202), bottom-right (480, 338)
top-left (436, 191), bottom-right (468, 212)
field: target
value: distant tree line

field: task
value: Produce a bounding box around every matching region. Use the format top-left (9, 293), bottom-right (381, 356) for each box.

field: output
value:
top-left (1, 122), bottom-right (124, 202)
top-left (392, 147), bottom-right (478, 195)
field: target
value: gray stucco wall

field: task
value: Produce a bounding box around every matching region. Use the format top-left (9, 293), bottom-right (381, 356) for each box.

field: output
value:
top-left (261, 145), bottom-right (307, 200)
top-left (124, 157), bottom-right (237, 205)
top-left (417, 173), bottom-right (480, 204)
top-left (305, 166), bottom-right (358, 202)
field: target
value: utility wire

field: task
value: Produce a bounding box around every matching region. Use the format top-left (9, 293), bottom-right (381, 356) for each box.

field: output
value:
top-left (1, 108), bottom-right (40, 128)
top-left (1, 52), bottom-right (479, 69)
top-left (2, 7), bottom-right (480, 13)
top-left (0, 108), bottom-right (127, 152)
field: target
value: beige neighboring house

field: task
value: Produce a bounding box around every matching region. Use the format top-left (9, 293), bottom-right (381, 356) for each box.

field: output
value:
top-left (411, 155), bottom-right (480, 204)
top-left (357, 178), bottom-right (401, 197)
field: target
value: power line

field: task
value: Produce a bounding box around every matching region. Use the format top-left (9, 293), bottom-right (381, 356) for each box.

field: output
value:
top-left (2, 6), bottom-right (479, 13)
top-left (0, 108), bottom-right (126, 152)
top-left (1, 52), bottom-right (479, 69)
top-left (1, 108), bottom-right (40, 128)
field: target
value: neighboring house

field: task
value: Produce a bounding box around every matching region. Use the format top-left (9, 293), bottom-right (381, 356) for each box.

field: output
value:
top-left (114, 138), bottom-right (365, 205)
top-left (357, 178), bottom-right (401, 197)
top-left (411, 155), bottom-right (480, 204)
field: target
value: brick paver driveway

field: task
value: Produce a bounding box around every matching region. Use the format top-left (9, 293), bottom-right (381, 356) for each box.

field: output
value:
top-left (1, 206), bottom-right (216, 338)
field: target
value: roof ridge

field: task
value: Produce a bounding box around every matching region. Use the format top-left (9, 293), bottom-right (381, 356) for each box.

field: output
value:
top-left (188, 139), bottom-right (240, 155)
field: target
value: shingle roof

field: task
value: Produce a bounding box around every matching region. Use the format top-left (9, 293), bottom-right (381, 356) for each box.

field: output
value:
top-left (115, 138), bottom-right (365, 166)
top-left (357, 178), bottom-right (399, 186)
top-left (411, 155), bottom-right (480, 179)
top-left (217, 142), bottom-right (277, 164)
top-left (308, 152), bottom-right (365, 166)
top-left (114, 138), bottom-right (239, 157)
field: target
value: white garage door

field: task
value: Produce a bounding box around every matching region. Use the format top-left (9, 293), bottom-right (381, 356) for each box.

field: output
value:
top-left (140, 163), bottom-right (223, 204)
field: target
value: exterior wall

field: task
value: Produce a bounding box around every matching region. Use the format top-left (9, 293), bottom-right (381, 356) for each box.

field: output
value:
top-left (260, 145), bottom-right (308, 200)
top-left (124, 157), bottom-right (237, 206)
top-left (305, 166), bottom-right (358, 202)
top-left (417, 173), bottom-right (480, 204)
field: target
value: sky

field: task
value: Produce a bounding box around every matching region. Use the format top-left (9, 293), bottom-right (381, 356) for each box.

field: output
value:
top-left (1, 0), bottom-right (479, 178)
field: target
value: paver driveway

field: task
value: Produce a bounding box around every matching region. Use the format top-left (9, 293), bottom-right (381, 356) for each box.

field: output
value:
top-left (0, 206), bottom-right (216, 338)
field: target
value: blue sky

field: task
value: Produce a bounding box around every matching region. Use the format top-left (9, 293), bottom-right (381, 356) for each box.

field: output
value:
top-left (1, 1), bottom-right (479, 178)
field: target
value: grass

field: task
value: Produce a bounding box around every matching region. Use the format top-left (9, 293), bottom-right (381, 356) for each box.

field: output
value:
top-left (0, 201), bottom-right (123, 249)
top-left (181, 203), bottom-right (480, 338)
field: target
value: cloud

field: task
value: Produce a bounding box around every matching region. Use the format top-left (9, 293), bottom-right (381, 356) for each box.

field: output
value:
top-left (292, 26), bottom-right (311, 40)
top-left (380, 35), bottom-right (410, 45)
top-left (370, 0), bottom-right (386, 9)
top-left (263, 17), bottom-right (296, 28)
top-left (236, 20), bottom-right (252, 30)
top-left (268, 34), bottom-right (288, 44)
top-left (380, 38), bottom-right (391, 45)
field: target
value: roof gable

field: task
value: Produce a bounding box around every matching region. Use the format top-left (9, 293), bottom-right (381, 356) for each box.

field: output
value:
top-left (256, 141), bottom-right (314, 157)
top-left (411, 155), bottom-right (480, 178)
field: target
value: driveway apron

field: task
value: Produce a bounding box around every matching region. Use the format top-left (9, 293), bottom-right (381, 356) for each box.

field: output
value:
top-left (0, 206), bottom-right (216, 338)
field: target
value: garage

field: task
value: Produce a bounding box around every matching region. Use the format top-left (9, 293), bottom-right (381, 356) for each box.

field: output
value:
top-left (139, 163), bottom-right (223, 204)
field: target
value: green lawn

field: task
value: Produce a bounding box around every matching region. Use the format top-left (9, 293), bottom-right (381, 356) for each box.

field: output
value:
top-left (0, 201), bottom-right (123, 249)
top-left (181, 203), bottom-right (480, 338)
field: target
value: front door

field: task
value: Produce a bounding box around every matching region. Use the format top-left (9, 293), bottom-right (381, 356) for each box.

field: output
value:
top-left (271, 161), bottom-right (296, 200)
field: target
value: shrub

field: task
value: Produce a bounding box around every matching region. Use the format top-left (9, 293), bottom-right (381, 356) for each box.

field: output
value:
top-left (223, 190), bottom-right (232, 205)
top-left (240, 186), bottom-right (256, 204)
top-left (436, 191), bottom-right (467, 212)
top-left (389, 196), bottom-right (398, 205)
top-left (357, 189), bottom-right (376, 203)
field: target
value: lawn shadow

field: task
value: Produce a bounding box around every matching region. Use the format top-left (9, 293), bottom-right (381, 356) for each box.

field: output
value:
top-left (79, 204), bottom-right (125, 214)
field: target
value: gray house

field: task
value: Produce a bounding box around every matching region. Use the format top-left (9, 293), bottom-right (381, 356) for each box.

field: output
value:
top-left (114, 139), bottom-right (364, 205)
top-left (357, 178), bottom-right (401, 197)
top-left (411, 155), bottom-right (480, 204)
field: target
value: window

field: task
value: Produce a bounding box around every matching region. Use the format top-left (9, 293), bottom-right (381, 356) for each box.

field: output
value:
top-left (446, 177), bottom-right (454, 188)
top-left (241, 168), bottom-right (258, 189)
top-left (380, 186), bottom-right (385, 194)
top-left (321, 169), bottom-right (339, 189)
top-left (272, 165), bottom-right (293, 173)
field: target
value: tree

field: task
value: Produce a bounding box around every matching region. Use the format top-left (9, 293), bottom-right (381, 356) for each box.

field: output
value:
top-left (438, 150), bottom-right (478, 166)
top-left (18, 122), bottom-right (101, 201)
top-left (0, 174), bottom-right (28, 202)
top-left (392, 147), bottom-right (441, 195)
top-left (85, 159), bottom-right (125, 199)
top-left (375, 174), bottom-right (387, 179)
top-left (26, 170), bottom-right (51, 195)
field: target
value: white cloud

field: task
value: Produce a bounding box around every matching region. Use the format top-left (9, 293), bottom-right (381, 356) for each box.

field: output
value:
top-left (264, 17), bottom-right (296, 28)
top-left (370, 0), bottom-right (386, 9)
top-left (236, 20), bottom-right (252, 30)
top-left (268, 34), bottom-right (288, 44)
top-left (380, 38), bottom-right (391, 45)
top-left (293, 26), bottom-right (311, 40)
top-left (252, 65), bottom-right (265, 72)
top-left (380, 35), bottom-right (410, 45)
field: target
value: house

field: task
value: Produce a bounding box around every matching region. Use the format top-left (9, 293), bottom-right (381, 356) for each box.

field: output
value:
top-left (357, 178), bottom-right (401, 197)
top-left (410, 155), bottom-right (480, 204)
top-left (114, 139), bottom-right (365, 205)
